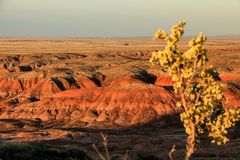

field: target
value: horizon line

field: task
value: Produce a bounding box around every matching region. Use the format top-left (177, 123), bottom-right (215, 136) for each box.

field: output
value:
top-left (1, 35), bottom-right (240, 39)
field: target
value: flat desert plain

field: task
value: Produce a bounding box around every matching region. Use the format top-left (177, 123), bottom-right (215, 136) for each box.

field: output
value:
top-left (0, 37), bottom-right (239, 159)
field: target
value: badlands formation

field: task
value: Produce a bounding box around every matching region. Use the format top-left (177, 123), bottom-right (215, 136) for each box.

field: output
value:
top-left (0, 38), bottom-right (239, 128)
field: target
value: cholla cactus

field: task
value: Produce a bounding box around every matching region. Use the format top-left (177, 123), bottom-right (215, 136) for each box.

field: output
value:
top-left (150, 20), bottom-right (240, 160)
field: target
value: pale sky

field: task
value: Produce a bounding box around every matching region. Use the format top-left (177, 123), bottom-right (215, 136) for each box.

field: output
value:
top-left (0, 0), bottom-right (239, 38)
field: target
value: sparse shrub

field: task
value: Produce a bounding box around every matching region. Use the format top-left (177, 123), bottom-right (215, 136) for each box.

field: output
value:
top-left (150, 20), bottom-right (240, 160)
top-left (92, 133), bottom-right (129, 160)
top-left (92, 133), bottom-right (111, 160)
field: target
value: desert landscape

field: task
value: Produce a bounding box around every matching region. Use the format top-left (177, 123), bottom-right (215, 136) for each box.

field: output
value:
top-left (0, 37), bottom-right (239, 159)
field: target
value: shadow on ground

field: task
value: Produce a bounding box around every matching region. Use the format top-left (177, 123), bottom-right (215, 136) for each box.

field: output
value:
top-left (0, 115), bottom-right (240, 160)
